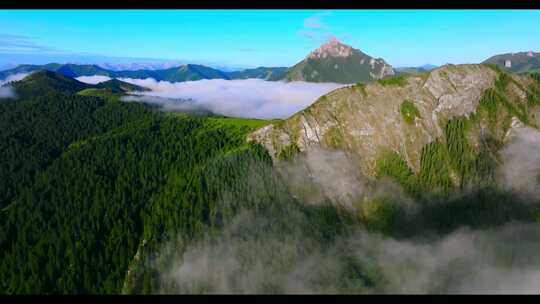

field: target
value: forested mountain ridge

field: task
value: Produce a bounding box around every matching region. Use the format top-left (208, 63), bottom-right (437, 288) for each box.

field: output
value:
top-left (0, 72), bottom-right (274, 293)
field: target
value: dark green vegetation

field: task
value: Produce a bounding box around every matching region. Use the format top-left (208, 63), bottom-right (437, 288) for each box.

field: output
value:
top-left (483, 51), bottom-right (540, 74)
top-left (0, 72), bottom-right (277, 293)
top-left (1, 69), bottom-right (540, 294)
top-left (0, 63), bottom-right (288, 83)
top-left (400, 99), bottom-right (421, 124)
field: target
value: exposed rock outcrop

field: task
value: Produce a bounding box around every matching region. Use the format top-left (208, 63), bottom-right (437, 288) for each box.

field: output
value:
top-left (250, 64), bottom-right (540, 180)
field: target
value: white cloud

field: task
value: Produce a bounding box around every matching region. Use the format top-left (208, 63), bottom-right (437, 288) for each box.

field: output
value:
top-left (75, 75), bottom-right (111, 84)
top-left (0, 72), bottom-right (31, 99)
top-left (0, 86), bottom-right (16, 98)
top-left (497, 127), bottom-right (540, 201)
top-left (118, 78), bottom-right (346, 119)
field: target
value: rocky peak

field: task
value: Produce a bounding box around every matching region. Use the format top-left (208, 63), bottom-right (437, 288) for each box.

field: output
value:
top-left (307, 37), bottom-right (354, 59)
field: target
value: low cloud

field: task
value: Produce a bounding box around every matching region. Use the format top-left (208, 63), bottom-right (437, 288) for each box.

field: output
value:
top-left (0, 72), bottom-right (31, 99)
top-left (159, 220), bottom-right (540, 294)
top-left (497, 127), bottom-right (540, 201)
top-left (118, 78), bottom-right (346, 119)
top-left (75, 75), bottom-right (111, 84)
top-left (0, 72), bottom-right (31, 85)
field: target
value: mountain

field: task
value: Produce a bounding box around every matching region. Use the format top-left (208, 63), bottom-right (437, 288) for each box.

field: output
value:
top-left (483, 51), bottom-right (540, 74)
top-left (0, 63), bottom-right (288, 83)
top-left (8, 70), bottom-right (148, 99)
top-left (249, 64), bottom-right (540, 194)
top-left (275, 37), bottom-right (395, 84)
top-left (225, 66), bottom-right (287, 80)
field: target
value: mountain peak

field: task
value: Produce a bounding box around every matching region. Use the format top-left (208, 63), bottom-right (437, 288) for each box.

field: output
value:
top-left (308, 37), bottom-right (354, 59)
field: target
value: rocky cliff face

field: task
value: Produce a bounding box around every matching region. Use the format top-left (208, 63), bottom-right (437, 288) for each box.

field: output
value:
top-left (249, 64), bottom-right (540, 188)
top-left (276, 38), bottom-right (395, 84)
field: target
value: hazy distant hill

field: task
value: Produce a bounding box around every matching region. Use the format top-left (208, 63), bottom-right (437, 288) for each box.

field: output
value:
top-left (225, 66), bottom-right (287, 80)
top-left (483, 51), bottom-right (540, 74)
top-left (395, 64), bottom-right (438, 75)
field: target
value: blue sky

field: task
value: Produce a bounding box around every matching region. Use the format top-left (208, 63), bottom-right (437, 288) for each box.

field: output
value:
top-left (1, 9), bottom-right (539, 69)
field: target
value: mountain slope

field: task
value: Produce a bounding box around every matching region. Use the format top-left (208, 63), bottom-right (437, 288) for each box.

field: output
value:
top-left (483, 51), bottom-right (540, 74)
top-left (0, 71), bottom-right (275, 293)
top-left (275, 37), bottom-right (395, 84)
top-left (249, 64), bottom-right (540, 194)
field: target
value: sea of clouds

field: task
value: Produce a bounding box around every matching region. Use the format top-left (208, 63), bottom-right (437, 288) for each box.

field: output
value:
top-left (75, 75), bottom-right (346, 119)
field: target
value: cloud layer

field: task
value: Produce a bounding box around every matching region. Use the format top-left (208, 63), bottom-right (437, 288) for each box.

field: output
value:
top-left (118, 78), bottom-right (345, 119)
top-left (497, 127), bottom-right (540, 200)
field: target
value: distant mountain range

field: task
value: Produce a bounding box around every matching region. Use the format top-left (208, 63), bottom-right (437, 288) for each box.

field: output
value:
top-left (0, 63), bottom-right (288, 83)
top-left (4, 48), bottom-right (540, 85)
top-left (482, 51), bottom-right (540, 74)
top-left (274, 37), bottom-right (395, 84)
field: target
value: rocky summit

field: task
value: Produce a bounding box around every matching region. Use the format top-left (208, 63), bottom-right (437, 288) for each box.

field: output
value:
top-left (275, 37), bottom-right (395, 84)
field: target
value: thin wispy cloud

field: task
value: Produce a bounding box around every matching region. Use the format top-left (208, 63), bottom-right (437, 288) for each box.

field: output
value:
top-left (303, 11), bottom-right (332, 29)
top-left (297, 11), bottom-right (352, 46)
top-left (0, 33), bottom-right (55, 53)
